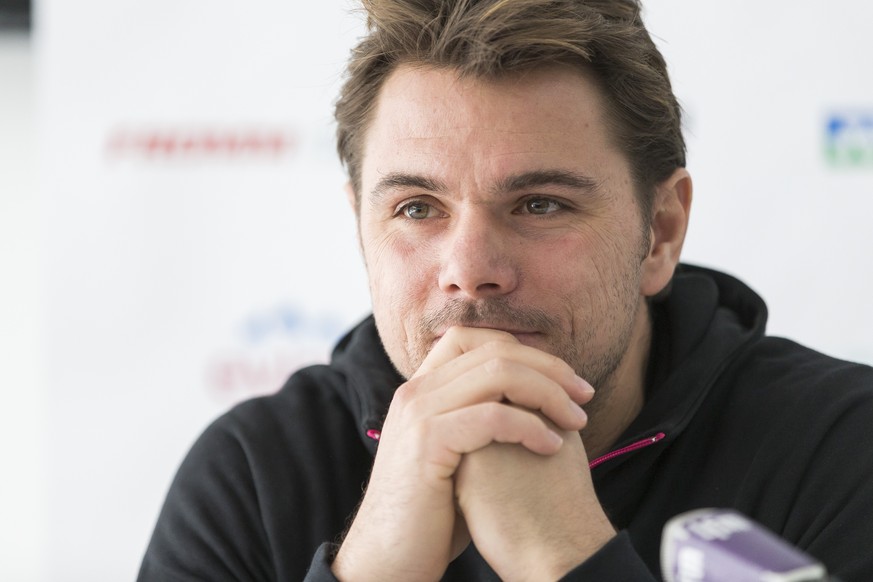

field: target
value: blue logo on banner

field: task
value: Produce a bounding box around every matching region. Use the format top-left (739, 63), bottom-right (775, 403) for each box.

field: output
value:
top-left (825, 111), bottom-right (873, 167)
top-left (205, 304), bottom-right (351, 405)
top-left (241, 305), bottom-right (346, 345)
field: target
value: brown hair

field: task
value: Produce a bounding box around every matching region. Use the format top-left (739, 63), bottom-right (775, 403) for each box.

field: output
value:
top-left (335, 0), bottom-right (686, 218)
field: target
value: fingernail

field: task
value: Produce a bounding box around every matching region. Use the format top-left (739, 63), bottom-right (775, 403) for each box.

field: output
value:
top-left (570, 402), bottom-right (588, 423)
top-left (576, 375), bottom-right (595, 394)
top-left (548, 430), bottom-right (564, 447)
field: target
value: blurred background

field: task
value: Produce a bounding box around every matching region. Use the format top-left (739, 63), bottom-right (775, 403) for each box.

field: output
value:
top-left (1, 0), bottom-right (870, 580)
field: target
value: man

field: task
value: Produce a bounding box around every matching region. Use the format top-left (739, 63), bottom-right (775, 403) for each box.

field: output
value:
top-left (139, 0), bottom-right (873, 580)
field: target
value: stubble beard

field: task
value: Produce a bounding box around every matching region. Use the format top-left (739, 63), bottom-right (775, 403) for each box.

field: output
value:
top-left (395, 270), bottom-right (642, 418)
top-left (378, 217), bottom-right (651, 426)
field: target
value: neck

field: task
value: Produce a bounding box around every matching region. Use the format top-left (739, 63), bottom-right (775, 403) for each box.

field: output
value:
top-left (581, 298), bottom-right (651, 459)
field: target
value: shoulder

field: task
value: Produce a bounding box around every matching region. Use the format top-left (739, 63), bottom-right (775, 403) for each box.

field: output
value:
top-left (687, 336), bottom-right (873, 509)
top-left (717, 338), bottom-right (873, 578)
top-left (706, 337), bottom-right (873, 510)
top-left (198, 362), bottom-right (368, 483)
top-left (222, 363), bottom-right (352, 436)
top-left (729, 336), bottom-right (873, 408)
top-left (140, 363), bottom-right (372, 581)
top-left (170, 360), bottom-right (368, 503)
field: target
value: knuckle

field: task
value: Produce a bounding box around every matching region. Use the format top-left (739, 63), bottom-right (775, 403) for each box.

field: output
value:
top-left (484, 338), bottom-right (516, 354)
top-left (442, 326), bottom-right (463, 342)
top-left (482, 338), bottom-right (512, 357)
top-left (388, 379), bottom-right (435, 425)
top-left (479, 401), bottom-right (506, 427)
top-left (482, 355), bottom-right (513, 378)
top-left (546, 351), bottom-right (567, 370)
top-left (543, 351), bottom-right (571, 375)
top-left (414, 415), bottom-right (436, 440)
top-left (480, 340), bottom-right (500, 356)
top-left (391, 380), bottom-right (418, 407)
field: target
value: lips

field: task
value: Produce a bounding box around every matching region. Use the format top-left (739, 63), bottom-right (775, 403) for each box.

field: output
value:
top-left (435, 324), bottom-right (536, 335)
top-left (432, 325), bottom-right (542, 345)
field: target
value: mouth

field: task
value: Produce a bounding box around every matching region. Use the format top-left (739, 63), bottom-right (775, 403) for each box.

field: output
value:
top-left (432, 325), bottom-right (542, 345)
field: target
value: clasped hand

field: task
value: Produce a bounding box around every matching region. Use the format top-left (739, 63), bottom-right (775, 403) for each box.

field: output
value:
top-left (332, 327), bottom-right (616, 581)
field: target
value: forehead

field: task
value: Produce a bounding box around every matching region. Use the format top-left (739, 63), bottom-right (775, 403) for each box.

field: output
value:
top-left (359, 64), bottom-right (630, 197)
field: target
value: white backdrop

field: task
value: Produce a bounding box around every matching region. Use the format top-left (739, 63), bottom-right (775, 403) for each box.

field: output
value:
top-left (2, 0), bottom-right (871, 580)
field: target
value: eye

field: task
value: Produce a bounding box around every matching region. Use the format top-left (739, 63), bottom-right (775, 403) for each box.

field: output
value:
top-left (400, 201), bottom-right (435, 220)
top-left (521, 197), bottom-right (564, 215)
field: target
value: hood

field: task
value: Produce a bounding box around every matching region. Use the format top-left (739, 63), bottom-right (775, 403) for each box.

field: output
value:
top-left (328, 264), bottom-right (769, 465)
top-left (593, 263), bottom-right (768, 524)
top-left (626, 264), bottom-right (767, 442)
top-left (329, 316), bottom-right (404, 455)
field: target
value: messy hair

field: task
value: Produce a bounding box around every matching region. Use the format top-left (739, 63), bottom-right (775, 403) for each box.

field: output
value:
top-left (335, 0), bottom-right (686, 218)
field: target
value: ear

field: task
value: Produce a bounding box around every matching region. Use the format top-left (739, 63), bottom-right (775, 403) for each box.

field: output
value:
top-left (344, 181), bottom-right (358, 213)
top-left (345, 181), bottom-right (366, 255)
top-left (640, 168), bottom-right (693, 297)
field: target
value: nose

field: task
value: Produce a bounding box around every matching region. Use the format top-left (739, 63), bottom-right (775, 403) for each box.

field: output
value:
top-left (437, 213), bottom-right (519, 299)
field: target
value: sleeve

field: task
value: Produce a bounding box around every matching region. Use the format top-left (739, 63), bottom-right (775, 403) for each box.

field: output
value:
top-left (736, 359), bottom-right (873, 581)
top-left (558, 531), bottom-right (657, 581)
top-left (303, 543), bottom-right (343, 582)
top-left (137, 419), bottom-right (277, 582)
top-left (786, 378), bottom-right (873, 580)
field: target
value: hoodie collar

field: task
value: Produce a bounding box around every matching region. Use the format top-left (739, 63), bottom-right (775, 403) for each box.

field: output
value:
top-left (618, 264), bottom-right (767, 445)
top-left (329, 317), bottom-right (404, 455)
top-left (328, 264), bottom-right (769, 462)
top-left (591, 264), bottom-right (768, 525)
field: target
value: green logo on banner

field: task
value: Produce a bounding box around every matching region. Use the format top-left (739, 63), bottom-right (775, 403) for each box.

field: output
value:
top-left (825, 113), bottom-right (873, 167)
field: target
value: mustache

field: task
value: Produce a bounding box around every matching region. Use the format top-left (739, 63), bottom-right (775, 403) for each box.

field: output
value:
top-left (419, 298), bottom-right (558, 335)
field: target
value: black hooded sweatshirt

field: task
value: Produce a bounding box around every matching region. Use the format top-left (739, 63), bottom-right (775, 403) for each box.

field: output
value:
top-left (138, 266), bottom-right (873, 580)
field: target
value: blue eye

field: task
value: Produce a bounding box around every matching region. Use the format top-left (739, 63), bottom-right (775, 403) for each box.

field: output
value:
top-left (524, 198), bottom-right (562, 215)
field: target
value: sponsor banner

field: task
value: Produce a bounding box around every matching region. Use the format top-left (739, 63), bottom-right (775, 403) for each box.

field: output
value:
top-left (39, 2), bottom-right (369, 580)
top-left (105, 125), bottom-right (299, 161)
top-left (646, 2), bottom-right (873, 367)
top-left (205, 303), bottom-right (350, 406)
top-left (32, 1), bottom-right (873, 581)
top-left (825, 110), bottom-right (873, 168)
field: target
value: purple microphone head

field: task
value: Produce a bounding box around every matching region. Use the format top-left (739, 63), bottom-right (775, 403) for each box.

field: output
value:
top-left (661, 508), bottom-right (829, 582)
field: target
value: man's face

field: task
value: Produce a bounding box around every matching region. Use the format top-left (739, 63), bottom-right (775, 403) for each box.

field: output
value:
top-left (356, 64), bottom-right (651, 391)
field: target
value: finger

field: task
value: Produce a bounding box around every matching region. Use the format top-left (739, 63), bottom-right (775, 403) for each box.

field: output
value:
top-left (416, 358), bottom-right (588, 431)
top-left (413, 332), bottom-right (595, 405)
top-left (414, 326), bottom-right (518, 378)
top-left (425, 402), bottom-right (565, 468)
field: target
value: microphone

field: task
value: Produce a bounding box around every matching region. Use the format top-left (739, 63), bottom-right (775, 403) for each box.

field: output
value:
top-left (660, 508), bottom-right (841, 582)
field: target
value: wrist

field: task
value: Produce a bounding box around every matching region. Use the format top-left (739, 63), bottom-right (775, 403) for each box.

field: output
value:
top-left (542, 533), bottom-right (617, 581)
top-left (497, 515), bottom-right (617, 582)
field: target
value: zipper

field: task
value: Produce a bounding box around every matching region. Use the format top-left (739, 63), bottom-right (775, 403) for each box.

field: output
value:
top-left (366, 429), bottom-right (666, 470)
top-left (588, 432), bottom-right (666, 470)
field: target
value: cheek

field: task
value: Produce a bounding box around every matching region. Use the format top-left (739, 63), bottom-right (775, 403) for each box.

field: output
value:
top-left (532, 229), bottom-right (638, 304)
top-left (364, 231), bottom-right (436, 309)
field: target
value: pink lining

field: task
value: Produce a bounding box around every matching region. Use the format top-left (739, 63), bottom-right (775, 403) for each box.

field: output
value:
top-left (588, 433), bottom-right (666, 469)
top-left (365, 429), bottom-right (665, 469)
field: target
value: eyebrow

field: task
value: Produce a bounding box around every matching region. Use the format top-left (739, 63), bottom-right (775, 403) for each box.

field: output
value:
top-left (370, 173), bottom-right (447, 204)
top-left (492, 169), bottom-right (601, 195)
top-left (368, 168), bottom-right (601, 205)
